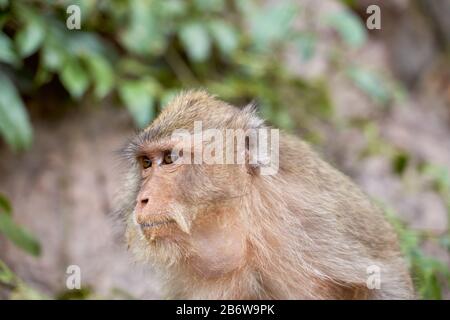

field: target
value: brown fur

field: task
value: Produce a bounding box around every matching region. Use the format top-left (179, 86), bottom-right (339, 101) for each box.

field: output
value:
top-left (117, 90), bottom-right (414, 299)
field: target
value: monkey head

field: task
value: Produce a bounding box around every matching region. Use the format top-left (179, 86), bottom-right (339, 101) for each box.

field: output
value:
top-left (119, 91), bottom-right (265, 275)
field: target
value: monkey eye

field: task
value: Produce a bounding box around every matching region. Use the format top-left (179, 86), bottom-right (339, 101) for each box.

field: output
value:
top-left (163, 150), bottom-right (181, 165)
top-left (140, 156), bottom-right (152, 169)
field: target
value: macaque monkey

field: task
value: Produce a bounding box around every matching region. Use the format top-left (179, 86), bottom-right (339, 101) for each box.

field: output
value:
top-left (116, 90), bottom-right (414, 299)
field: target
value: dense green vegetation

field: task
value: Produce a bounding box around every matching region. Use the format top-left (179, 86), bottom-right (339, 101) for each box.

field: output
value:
top-left (0, 0), bottom-right (396, 149)
top-left (0, 0), bottom-right (449, 299)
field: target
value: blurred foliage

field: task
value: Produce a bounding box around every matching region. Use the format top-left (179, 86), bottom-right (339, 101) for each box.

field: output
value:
top-left (388, 208), bottom-right (450, 300)
top-left (56, 287), bottom-right (93, 300)
top-left (364, 125), bottom-right (450, 299)
top-left (0, 193), bottom-right (40, 256)
top-left (0, 193), bottom-right (44, 299)
top-left (0, 0), bottom-right (399, 149)
top-left (0, 0), bottom-right (448, 299)
top-left (0, 259), bottom-right (48, 299)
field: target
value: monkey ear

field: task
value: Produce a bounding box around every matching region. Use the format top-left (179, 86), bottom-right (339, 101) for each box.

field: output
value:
top-left (241, 104), bottom-right (266, 175)
top-left (245, 136), bottom-right (260, 175)
top-left (245, 132), bottom-right (276, 176)
top-left (241, 103), bottom-right (280, 176)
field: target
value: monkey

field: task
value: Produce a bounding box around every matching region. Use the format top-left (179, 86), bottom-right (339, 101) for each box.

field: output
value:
top-left (116, 90), bottom-right (414, 299)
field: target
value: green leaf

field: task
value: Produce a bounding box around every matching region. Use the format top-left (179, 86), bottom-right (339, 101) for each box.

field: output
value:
top-left (119, 80), bottom-right (156, 128)
top-left (65, 32), bottom-right (110, 58)
top-left (84, 54), bottom-right (114, 99)
top-left (1, 258), bottom-right (48, 299)
top-left (209, 21), bottom-right (238, 56)
top-left (419, 269), bottom-right (442, 299)
top-left (327, 10), bottom-right (367, 48)
top-left (60, 58), bottom-right (90, 99)
top-left (118, 58), bottom-right (152, 77)
top-left (11, 282), bottom-right (49, 300)
top-left (422, 164), bottom-right (450, 193)
top-left (0, 13), bottom-right (8, 29)
top-left (34, 62), bottom-right (54, 86)
top-left (42, 41), bottom-right (66, 71)
top-left (347, 67), bottom-right (390, 104)
top-left (0, 32), bottom-right (20, 66)
top-left (0, 72), bottom-right (33, 150)
top-left (0, 194), bottom-right (12, 216)
top-left (120, 0), bottom-right (166, 55)
top-left (179, 22), bottom-right (211, 62)
top-left (392, 152), bottom-right (409, 175)
top-left (15, 18), bottom-right (45, 58)
top-left (249, 1), bottom-right (298, 51)
top-left (0, 259), bottom-right (15, 285)
top-left (158, 0), bottom-right (187, 17)
top-left (0, 211), bottom-right (41, 256)
top-left (340, 0), bottom-right (358, 7)
top-left (0, 0), bottom-right (9, 10)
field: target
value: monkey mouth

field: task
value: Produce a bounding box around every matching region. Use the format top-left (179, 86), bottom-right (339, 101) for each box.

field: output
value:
top-left (140, 219), bottom-right (176, 229)
top-left (140, 219), bottom-right (177, 241)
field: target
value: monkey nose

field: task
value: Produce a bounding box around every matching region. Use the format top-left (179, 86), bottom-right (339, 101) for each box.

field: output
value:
top-left (136, 195), bottom-right (149, 211)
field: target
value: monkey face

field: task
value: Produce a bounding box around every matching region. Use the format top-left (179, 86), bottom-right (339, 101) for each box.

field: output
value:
top-left (132, 146), bottom-right (191, 243)
top-left (131, 140), bottom-right (250, 245)
top-left (122, 138), bottom-right (251, 274)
